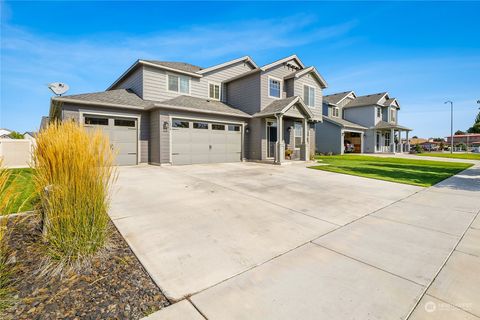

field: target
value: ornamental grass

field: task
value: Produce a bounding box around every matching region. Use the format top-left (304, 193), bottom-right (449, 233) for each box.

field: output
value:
top-left (32, 121), bottom-right (116, 272)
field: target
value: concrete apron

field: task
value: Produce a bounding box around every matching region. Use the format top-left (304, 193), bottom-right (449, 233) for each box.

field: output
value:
top-left (120, 163), bottom-right (479, 320)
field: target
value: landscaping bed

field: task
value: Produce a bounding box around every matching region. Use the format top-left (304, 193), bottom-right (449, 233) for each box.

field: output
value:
top-left (310, 155), bottom-right (473, 186)
top-left (1, 215), bottom-right (169, 319)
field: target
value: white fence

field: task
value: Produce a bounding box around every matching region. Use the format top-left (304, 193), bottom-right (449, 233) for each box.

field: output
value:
top-left (0, 139), bottom-right (33, 168)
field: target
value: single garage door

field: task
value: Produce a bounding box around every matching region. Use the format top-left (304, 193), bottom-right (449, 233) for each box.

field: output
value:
top-left (171, 119), bottom-right (242, 165)
top-left (83, 115), bottom-right (138, 166)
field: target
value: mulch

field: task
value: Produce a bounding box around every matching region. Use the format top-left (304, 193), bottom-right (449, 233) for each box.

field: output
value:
top-left (1, 215), bottom-right (170, 319)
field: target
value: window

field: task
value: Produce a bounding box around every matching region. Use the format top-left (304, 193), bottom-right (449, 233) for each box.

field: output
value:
top-left (294, 122), bottom-right (303, 147)
top-left (172, 120), bottom-right (189, 128)
top-left (268, 77), bottom-right (281, 98)
top-left (377, 107), bottom-right (381, 118)
top-left (228, 125), bottom-right (240, 132)
top-left (303, 85), bottom-right (315, 107)
top-left (85, 117), bottom-right (108, 125)
top-left (193, 122), bottom-right (208, 129)
top-left (212, 124), bottom-right (225, 130)
top-left (209, 83), bottom-right (220, 100)
top-left (390, 109), bottom-right (396, 122)
top-left (168, 74), bottom-right (190, 94)
top-left (114, 119), bottom-right (135, 127)
top-left (385, 132), bottom-right (391, 146)
top-left (332, 107), bottom-right (339, 117)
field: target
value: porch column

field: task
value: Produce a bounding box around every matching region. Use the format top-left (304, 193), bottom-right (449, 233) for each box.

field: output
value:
top-left (275, 114), bottom-right (285, 164)
top-left (399, 130), bottom-right (403, 153)
top-left (300, 118), bottom-right (309, 160)
top-left (406, 131), bottom-right (410, 152)
top-left (390, 128), bottom-right (395, 153)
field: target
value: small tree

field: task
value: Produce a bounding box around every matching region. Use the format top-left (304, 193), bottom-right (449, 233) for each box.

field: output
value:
top-left (455, 130), bottom-right (465, 135)
top-left (8, 131), bottom-right (24, 139)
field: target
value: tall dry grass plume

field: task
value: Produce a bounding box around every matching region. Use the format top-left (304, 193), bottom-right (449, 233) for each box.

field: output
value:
top-left (33, 121), bottom-right (117, 272)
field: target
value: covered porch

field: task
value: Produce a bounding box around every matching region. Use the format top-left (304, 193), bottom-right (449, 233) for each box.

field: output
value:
top-left (374, 122), bottom-right (412, 153)
top-left (254, 96), bottom-right (315, 164)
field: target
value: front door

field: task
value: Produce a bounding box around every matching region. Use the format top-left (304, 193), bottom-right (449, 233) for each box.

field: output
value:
top-left (266, 120), bottom-right (277, 158)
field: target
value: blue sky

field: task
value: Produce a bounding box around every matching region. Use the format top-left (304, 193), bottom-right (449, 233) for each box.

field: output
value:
top-left (1, 1), bottom-right (479, 138)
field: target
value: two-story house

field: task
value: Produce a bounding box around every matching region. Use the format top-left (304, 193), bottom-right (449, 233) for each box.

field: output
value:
top-left (316, 91), bottom-right (412, 154)
top-left (49, 55), bottom-right (327, 165)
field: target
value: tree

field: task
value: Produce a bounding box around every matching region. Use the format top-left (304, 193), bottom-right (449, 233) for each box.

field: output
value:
top-left (412, 135), bottom-right (418, 139)
top-left (455, 130), bottom-right (465, 135)
top-left (9, 131), bottom-right (24, 139)
top-left (432, 137), bottom-right (444, 142)
top-left (467, 112), bottom-right (480, 133)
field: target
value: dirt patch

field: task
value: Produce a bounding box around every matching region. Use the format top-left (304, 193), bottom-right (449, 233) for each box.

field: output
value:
top-left (1, 215), bottom-right (169, 319)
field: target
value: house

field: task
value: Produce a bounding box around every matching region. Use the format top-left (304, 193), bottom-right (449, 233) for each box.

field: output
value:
top-left (419, 141), bottom-right (440, 151)
top-left (0, 128), bottom-right (12, 139)
top-left (23, 132), bottom-right (37, 141)
top-left (446, 134), bottom-right (480, 147)
top-left (49, 55), bottom-right (327, 165)
top-left (316, 91), bottom-right (412, 154)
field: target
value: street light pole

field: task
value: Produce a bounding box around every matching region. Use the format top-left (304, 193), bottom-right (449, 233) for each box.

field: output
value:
top-left (445, 100), bottom-right (454, 154)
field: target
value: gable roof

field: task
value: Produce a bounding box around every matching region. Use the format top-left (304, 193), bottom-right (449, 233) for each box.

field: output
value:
top-left (343, 92), bottom-right (388, 108)
top-left (143, 60), bottom-right (202, 73)
top-left (197, 56), bottom-right (258, 74)
top-left (154, 95), bottom-right (251, 118)
top-left (323, 91), bottom-right (356, 105)
top-left (322, 116), bottom-right (367, 130)
top-left (253, 96), bottom-right (313, 119)
top-left (260, 54), bottom-right (305, 71)
top-left (374, 120), bottom-right (411, 131)
top-left (53, 89), bottom-right (152, 110)
top-left (284, 66), bottom-right (328, 89)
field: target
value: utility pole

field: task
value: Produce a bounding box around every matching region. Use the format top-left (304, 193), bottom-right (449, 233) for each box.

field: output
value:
top-left (445, 101), bottom-right (454, 154)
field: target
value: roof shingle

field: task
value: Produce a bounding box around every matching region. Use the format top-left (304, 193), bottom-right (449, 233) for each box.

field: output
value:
top-left (143, 61), bottom-right (203, 73)
top-left (56, 89), bottom-right (152, 109)
top-left (343, 92), bottom-right (387, 108)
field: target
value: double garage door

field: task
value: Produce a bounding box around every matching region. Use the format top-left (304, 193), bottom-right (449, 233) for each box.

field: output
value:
top-left (172, 119), bottom-right (242, 165)
top-left (83, 115), bottom-right (138, 166)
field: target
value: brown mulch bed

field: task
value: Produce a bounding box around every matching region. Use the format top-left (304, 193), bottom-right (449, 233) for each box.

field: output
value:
top-left (1, 215), bottom-right (170, 319)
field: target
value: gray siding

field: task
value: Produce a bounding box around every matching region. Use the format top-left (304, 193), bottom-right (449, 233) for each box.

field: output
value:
top-left (344, 106), bottom-right (375, 128)
top-left (226, 72), bottom-right (261, 115)
top-left (293, 72), bottom-right (323, 118)
top-left (150, 109), bottom-right (160, 164)
top-left (364, 129), bottom-right (376, 153)
top-left (246, 118), bottom-right (264, 160)
top-left (315, 121), bottom-right (342, 154)
top-left (143, 61), bottom-right (254, 103)
top-left (61, 103), bottom-right (150, 163)
top-left (114, 67), bottom-right (144, 97)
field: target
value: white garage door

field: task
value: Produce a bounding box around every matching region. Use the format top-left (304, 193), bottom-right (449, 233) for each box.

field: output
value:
top-left (83, 115), bottom-right (138, 166)
top-left (171, 119), bottom-right (242, 165)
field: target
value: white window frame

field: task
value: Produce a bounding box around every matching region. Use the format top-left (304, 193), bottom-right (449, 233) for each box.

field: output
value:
top-left (166, 72), bottom-right (191, 95)
top-left (208, 81), bottom-right (221, 101)
top-left (303, 84), bottom-right (315, 107)
top-left (268, 76), bottom-right (282, 99)
top-left (332, 107), bottom-right (339, 118)
top-left (390, 108), bottom-right (396, 123)
top-left (294, 121), bottom-right (303, 148)
top-left (377, 107), bottom-right (381, 118)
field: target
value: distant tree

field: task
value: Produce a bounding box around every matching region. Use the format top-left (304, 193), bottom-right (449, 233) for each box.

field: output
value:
top-left (9, 131), bottom-right (24, 139)
top-left (432, 137), bottom-right (444, 142)
top-left (467, 112), bottom-right (480, 133)
top-left (455, 130), bottom-right (465, 135)
top-left (412, 135), bottom-right (418, 139)
top-left (439, 141), bottom-right (445, 150)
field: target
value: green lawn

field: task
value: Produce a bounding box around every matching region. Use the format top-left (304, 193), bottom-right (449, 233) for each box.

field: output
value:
top-left (310, 155), bottom-right (473, 187)
top-left (416, 152), bottom-right (480, 160)
top-left (3, 168), bottom-right (36, 214)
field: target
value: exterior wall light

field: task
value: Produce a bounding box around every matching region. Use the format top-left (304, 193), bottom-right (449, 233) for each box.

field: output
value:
top-left (163, 121), bottom-right (170, 131)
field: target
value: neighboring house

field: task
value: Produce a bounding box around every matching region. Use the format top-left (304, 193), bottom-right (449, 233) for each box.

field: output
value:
top-left (0, 128), bottom-right (12, 139)
top-left (316, 91), bottom-right (412, 154)
top-left (446, 134), bottom-right (480, 147)
top-left (23, 132), bottom-right (37, 141)
top-left (419, 141), bottom-right (440, 151)
top-left (49, 55), bottom-right (327, 165)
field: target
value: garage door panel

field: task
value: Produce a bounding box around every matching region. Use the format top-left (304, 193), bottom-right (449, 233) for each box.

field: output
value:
top-left (171, 119), bottom-right (241, 165)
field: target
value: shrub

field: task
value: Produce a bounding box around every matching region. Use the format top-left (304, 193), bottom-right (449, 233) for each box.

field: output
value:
top-left (32, 121), bottom-right (116, 271)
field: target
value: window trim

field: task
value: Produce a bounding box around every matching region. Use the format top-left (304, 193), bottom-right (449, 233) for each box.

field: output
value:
top-left (332, 107), bottom-right (340, 118)
top-left (192, 122), bottom-right (208, 129)
top-left (172, 119), bottom-right (190, 128)
top-left (166, 72), bottom-right (191, 95)
top-left (376, 107), bottom-right (382, 118)
top-left (212, 123), bottom-right (226, 131)
top-left (84, 116), bottom-right (109, 126)
top-left (208, 81), bottom-right (221, 101)
top-left (390, 108), bottom-right (396, 123)
top-left (267, 76), bottom-right (282, 99)
top-left (294, 121), bottom-right (303, 148)
top-left (303, 84), bottom-right (316, 107)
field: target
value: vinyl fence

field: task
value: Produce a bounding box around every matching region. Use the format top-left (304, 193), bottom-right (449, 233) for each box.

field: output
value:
top-left (0, 139), bottom-right (33, 168)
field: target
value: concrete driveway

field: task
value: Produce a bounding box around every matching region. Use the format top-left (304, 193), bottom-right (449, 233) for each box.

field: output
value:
top-left (109, 161), bottom-right (480, 320)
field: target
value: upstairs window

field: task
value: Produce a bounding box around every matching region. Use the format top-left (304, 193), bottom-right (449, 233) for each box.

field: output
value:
top-left (332, 107), bottom-right (339, 117)
top-left (209, 83), bottom-right (220, 100)
top-left (303, 85), bottom-right (315, 107)
top-left (376, 107), bottom-right (381, 118)
top-left (168, 74), bottom-right (190, 94)
top-left (390, 109), bottom-right (396, 122)
top-left (268, 77), bottom-right (281, 98)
